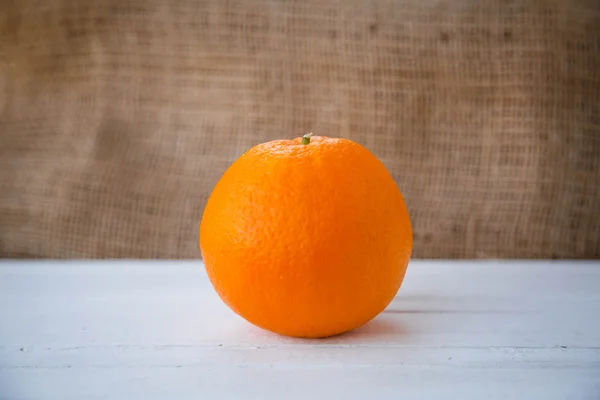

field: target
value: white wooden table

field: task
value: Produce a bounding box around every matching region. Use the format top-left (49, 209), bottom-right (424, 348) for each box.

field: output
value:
top-left (1, 260), bottom-right (599, 400)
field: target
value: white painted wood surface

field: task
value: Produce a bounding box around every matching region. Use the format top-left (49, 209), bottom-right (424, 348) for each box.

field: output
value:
top-left (0, 260), bottom-right (599, 400)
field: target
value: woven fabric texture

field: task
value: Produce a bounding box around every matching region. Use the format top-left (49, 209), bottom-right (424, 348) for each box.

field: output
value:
top-left (1, 0), bottom-right (599, 259)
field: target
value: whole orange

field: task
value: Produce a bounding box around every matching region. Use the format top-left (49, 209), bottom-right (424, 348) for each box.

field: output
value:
top-left (199, 134), bottom-right (412, 338)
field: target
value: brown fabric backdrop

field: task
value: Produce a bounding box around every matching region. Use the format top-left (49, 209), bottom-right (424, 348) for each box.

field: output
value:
top-left (0, 0), bottom-right (599, 259)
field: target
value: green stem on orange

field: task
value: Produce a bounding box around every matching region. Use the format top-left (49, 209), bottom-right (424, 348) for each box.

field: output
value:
top-left (301, 132), bottom-right (313, 145)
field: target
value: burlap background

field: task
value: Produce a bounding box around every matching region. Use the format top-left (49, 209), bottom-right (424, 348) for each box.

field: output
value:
top-left (0, 0), bottom-right (599, 259)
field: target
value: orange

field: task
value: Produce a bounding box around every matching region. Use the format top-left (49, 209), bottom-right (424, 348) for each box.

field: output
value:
top-left (199, 134), bottom-right (412, 338)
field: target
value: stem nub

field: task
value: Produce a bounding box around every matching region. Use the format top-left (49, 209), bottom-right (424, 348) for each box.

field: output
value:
top-left (301, 132), bottom-right (313, 145)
